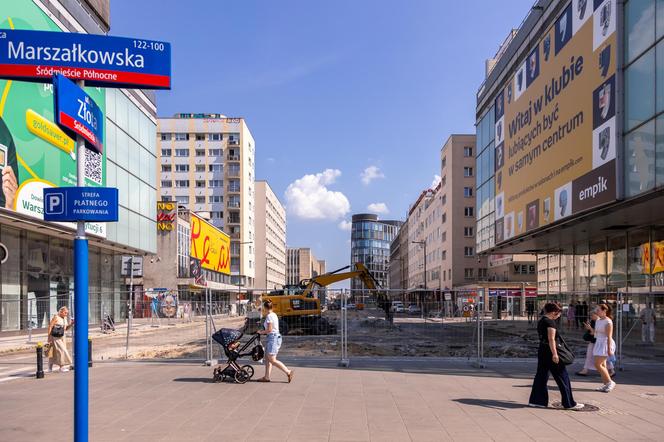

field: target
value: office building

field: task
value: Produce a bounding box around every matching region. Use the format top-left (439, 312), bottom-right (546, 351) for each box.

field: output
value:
top-left (255, 181), bottom-right (287, 290)
top-left (156, 114), bottom-right (256, 288)
top-left (286, 248), bottom-right (326, 285)
top-left (350, 214), bottom-right (401, 290)
top-left (0, 0), bottom-right (158, 332)
top-left (475, 0), bottom-right (663, 320)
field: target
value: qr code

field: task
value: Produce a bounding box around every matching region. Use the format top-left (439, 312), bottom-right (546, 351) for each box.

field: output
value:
top-left (83, 147), bottom-right (103, 185)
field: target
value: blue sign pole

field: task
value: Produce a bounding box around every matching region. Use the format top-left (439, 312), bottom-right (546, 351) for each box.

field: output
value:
top-left (74, 79), bottom-right (89, 442)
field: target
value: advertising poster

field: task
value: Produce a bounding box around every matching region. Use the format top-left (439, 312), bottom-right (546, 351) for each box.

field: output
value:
top-left (493, 0), bottom-right (617, 244)
top-left (0, 1), bottom-right (107, 237)
top-left (190, 212), bottom-right (231, 275)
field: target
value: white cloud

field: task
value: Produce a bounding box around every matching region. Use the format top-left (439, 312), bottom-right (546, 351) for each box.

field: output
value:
top-left (285, 169), bottom-right (350, 220)
top-left (367, 202), bottom-right (389, 215)
top-left (338, 220), bottom-right (352, 231)
top-left (430, 174), bottom-right (441, 189)
top-left (360, 166), bottom-right (385, 185)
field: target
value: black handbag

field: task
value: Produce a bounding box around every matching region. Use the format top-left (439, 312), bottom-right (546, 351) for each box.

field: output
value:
top-left (50, 324), bottom-right (65, 338)
top-left (556, 334), bottom-right (575, 365)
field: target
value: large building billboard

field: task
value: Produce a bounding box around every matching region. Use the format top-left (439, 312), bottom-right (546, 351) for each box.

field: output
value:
top-left (190, 213), bottom-right (231, 275)
top-left (0, 1), bottom-right (107, 237)
top-left (493, 0), bottom-right (617, 244)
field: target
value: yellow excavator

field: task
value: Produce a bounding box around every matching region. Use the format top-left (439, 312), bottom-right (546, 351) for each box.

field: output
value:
top-left (245, 263), bottom-right (383, 335)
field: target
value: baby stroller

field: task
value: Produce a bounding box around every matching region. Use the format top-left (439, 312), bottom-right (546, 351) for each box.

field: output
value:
top-left (212, 328), bottom-right (264, 384)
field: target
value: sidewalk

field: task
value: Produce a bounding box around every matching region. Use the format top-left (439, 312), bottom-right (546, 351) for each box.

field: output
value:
top-left (1, 358), bottom-right (663, 441)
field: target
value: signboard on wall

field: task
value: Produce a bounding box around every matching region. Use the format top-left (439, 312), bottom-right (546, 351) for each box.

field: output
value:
top-left (493, 0), bottom-right (618, 244)
top-left (0, 3), bottom-right (107, 238)
top-left (156, 200), bottom-right (176, 232)
top-left (190, 212), bottom-right (231, 275)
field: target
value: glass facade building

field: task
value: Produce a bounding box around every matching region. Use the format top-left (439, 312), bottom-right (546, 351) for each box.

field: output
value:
top-left (475, 0), bottom-right (664, 360)
top-left (0, 0), bottom-right (157, 332)
top-left (350, 214), bottom-right (402, 290)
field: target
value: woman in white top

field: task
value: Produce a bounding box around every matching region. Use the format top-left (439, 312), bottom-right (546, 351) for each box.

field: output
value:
top-left (47, 306), bottom-right (74, 372)
top-left (256, 300), bottom-right (294, 383)
top-left (593, 303), bottom-right (616, 392)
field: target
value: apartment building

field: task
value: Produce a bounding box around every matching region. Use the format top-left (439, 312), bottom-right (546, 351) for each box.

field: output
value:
top-left (389, 222), bottom-right (409, 291)
top-left (156, 114), bottom-right (256, 288)
top-left (255, 181), bottom-right (287, 290)
top-left (286, 248), bottom-right (326, 285)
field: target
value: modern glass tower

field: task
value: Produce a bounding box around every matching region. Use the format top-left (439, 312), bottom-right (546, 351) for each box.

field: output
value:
top-left (350, 214), bottom-right (402, 290)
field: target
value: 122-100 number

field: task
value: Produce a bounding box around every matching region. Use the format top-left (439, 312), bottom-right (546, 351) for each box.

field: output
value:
top-left (132, 40), bottom-right (165, 51)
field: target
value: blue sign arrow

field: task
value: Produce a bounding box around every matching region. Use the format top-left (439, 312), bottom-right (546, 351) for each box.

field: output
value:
top-left (43, 187), bottom-right (119, 222)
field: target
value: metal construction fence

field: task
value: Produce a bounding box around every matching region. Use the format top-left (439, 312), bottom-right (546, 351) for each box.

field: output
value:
top-left (1, 287), bottom-right (662, 370)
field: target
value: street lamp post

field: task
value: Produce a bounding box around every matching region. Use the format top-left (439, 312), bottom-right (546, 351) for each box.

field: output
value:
top-left (412, 240), bottom-right (426, 320)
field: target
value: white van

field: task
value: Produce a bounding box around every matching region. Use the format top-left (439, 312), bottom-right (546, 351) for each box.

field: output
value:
top-left (391, 301), bottom-right (405, 313)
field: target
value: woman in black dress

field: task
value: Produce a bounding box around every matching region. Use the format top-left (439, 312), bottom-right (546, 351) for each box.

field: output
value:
top-left (529, 302), bottom-right (584, 410)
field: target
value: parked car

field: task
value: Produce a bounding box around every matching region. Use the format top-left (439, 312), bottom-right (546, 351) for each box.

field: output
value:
top-left (408, 304), bottom-right (422, 315)
top-left (346, 303), bottom-right (356, 310)
top-left (391, 301), bottom-right (405, 313)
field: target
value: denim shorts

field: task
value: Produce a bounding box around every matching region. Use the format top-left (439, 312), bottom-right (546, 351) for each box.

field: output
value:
top-left (266, 334), bottom-right (282, 355)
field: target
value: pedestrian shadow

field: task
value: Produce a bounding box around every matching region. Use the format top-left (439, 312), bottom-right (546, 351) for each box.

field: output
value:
top-left (172, 377), bottom-right (216, 383)
top-left (453, 398), bottom-right (527, 410)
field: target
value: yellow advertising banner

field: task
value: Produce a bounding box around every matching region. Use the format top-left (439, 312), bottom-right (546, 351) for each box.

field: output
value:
top-left (190, 213), bottom-right (231, 275)
top-left (641, 241), bottom-right (664, 275)
top-left (493, 0), bottom-right (617, 244)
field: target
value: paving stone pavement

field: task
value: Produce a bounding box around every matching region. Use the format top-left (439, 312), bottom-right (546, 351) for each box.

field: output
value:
top-left (1, 358), bottom-right (663, 441)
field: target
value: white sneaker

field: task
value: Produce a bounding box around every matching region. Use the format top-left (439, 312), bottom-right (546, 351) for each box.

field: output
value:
top-left (604, 381), bottom-right (616, 392)
top-left (596, 383), bottom-right (609, 392)
top-left (528, 403), bottom-right (547, 408)
top-left (60, 367), bottom-right (70, 373)
top-left (567, 403), bottom-right (585, 411)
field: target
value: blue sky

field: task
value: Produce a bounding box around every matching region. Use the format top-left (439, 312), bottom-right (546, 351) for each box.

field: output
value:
top-left (111, 0), bottom-right (534, 274)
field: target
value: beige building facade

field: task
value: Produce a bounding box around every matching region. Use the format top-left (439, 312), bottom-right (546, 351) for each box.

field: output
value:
top-left (156, 114), bottom-right (256, 288)
top-left (286, 248), bottom-right (326, 285)
top-left (255, 181), bottom-right (287, 290)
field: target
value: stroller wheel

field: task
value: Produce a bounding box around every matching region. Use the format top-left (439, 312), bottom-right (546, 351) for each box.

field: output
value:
top-left (234, 369), bottom-right (250, 384)
top-left (241, 365), bottom-right (254, 380)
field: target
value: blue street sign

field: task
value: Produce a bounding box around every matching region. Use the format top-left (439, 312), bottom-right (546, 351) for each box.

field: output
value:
top-left (53, 74), bottom-right (104, 153)
top-left (0, 29), bottom-right (171, 89)
top-left (43, 187), bottom-right (119, 222)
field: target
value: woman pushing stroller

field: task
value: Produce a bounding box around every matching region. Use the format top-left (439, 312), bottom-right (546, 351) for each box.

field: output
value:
top-left (256, 300), bottom-right (294, 383)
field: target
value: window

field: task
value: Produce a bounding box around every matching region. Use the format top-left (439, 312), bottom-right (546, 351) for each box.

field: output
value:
top-left (175, 149), bottom-right (189, 157)
top-left (209, 180), bottom-right (223, 187)
top-left (464, 227), bottom-right (474, 237)
top-left (464, 268), bottom-right (474, 279)
top-left (175, 195), bottom-right (189, 204)
top-left (161, 164), bottom-right (172, 172)
top-left (195, 133), bottom-right (205, 141)
top-left (464, 207), bottom-right (474, 217)
top-left (625, 48), bottom-right (655, 131)
top-left (442, 194), bottom-right (447, 205)
top-left (161, 149), bottom-right (172, 157)
top-left (175, 180), bottom-right (189, 188)
top-left (464, 247), bottom-right (474, 257)
top-left (175, 164), bottom-right (189, 172)
top-left (442, 213), bottom-right (447, 223)
top-left (441, 156), bottom-right (446, 169)
top-left (209, 195), bottom-right (223, 203)
top-left (160, 133), bottom-right (171, 141)
top-left (161, 195), bottom-right (172, 201)
top-left (464, 167), bottom-right (474, 177)
top-left (209, 148), bottom-right (222, 156)
top-left (195, 164), bottom-right (205, 172)
top-left (195, 149), bottom-right (205, 157)
top-left (210, 211), bottom-right (223, 219)
top-left (464, 187), bottom-right (473, 197)
top-left (464, 146), bottom-right (473, 157)
top-left (209, 133), bottom-right (222, 141)
top-left (195, 180), bottom-right (206, 188)
top-left (442, 231), bottom-right (447, 242)
top-left (174, 133), bottom-right (189, 141)
top-left (195, 196), bottom-right (205, 204)
top-left (478, 268), bottom-right (488, 279)
top-left (161, 180), bottom-right (172, 188)
top-left (209, 164), bottom-right (223, 172)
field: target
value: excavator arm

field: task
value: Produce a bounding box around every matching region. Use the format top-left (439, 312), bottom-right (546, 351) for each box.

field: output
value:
top-left (300, 263), bottom-right (380, 297)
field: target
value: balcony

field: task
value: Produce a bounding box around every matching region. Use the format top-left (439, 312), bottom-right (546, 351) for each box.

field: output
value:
top-left (228, 201), bottom-right (240, 208)
top-left (228, 139), bottom-right (240, 146)
top-left (227, 186), bottom-right (241, 193)
top-left (227, 155), bottom-right (240, 161)
top-left (227, 169), bottom-right (240, 177)
top-left (227, 217), bottom-right (240, 224)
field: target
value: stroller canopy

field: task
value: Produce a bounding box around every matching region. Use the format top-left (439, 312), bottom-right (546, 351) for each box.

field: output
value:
top-left (212, 328), bottom-right (244, 348)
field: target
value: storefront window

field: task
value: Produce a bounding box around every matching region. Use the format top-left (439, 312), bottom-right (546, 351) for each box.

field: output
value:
top-left (625, 120), bottom-right (656, 197)
top-left (607, 235), bottom-right (627, 294)
top-left (627, 229), bottom-right (651, 290)
top-left (0, 226), bottom-right (21, 331)
top-left (656, 115), bottom-right (664, 186)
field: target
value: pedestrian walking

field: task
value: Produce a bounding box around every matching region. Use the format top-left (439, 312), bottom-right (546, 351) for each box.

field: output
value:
top-left (593, 303), bottom-right (616, 392)
top-left (639, 303), bottom-right (656, 344)
top-left (256, 300), bottom-right (294, 383)
top-left (528, 302), bottom-right (584, 410)
top-left (567, 300), bottom-right (576, 329)
top-left (526, 301), bottom-right (535, 324)
top-left (576, 310), bottom-right (614, 377)
top-left (47, 306), bottom-right (73, 373)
